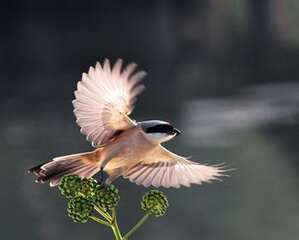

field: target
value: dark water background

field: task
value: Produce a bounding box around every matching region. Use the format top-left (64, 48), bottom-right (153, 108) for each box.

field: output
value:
top-left (2, 1), bottom-right (299, 240)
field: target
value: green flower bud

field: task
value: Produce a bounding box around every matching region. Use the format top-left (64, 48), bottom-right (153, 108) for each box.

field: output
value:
top-left (141, 190), bottom-right (169, 217)
top-left (79, 178), bottom-right (98, 198)
top-left (59, 175), bottom-right (82, 199)
top-left (59, 175), bottom-right (99, 199)
top-left (93, 184), bottom-right (120, 211)
top-left (67, 196), bottom-right (94, 223)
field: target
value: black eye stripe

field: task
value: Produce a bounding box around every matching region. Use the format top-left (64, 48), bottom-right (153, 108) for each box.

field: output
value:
top-left (146, 124), bottom-right (174, 134)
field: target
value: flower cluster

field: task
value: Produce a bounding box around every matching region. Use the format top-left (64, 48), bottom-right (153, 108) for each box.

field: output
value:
top-left (93, 184), bottom-right (120, 211)
top-left (141, 190), bottom-right (169, 217)
top-left (59, 175), bottom-right (82, 199)
top-left (67, 196), bottom-right (94, 223)
top-left (59, 175), bottom-right (120, 223)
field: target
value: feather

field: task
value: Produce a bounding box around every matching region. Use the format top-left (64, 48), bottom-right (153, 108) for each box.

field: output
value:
top-left (123, 145), bottom-right (227, 188)
top-left (73, 59), bottom-right (146, 147)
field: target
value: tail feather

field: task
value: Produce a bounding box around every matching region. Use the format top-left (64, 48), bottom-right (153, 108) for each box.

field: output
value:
top-left (29, 151), bottom-right (100, 187)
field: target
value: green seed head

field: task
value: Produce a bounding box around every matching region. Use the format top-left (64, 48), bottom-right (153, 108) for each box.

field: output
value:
top-left (79, 178), bottom-right (98, 198)
top-left (59, 175), bottom-right (99, 199)
top-left (59, 175), bottom-right (82, 199)
top-left (141, 190), bottom-right (169, 217)
top-left (93, 184), bottom-right (120, 211)
top-left (67, 196), bottom-right (94, 223)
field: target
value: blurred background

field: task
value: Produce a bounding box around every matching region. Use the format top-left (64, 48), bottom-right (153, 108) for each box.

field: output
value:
top-left (2, 1), bottom-right (299, 239)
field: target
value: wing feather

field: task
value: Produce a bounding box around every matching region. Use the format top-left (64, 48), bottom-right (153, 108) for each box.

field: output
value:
top-left (134, 165), bottom-right (153, 186)
top-left (73, 59), bottom-right (146, 147)
top-left (151, 162), bottom-right (165, 187)
top-left (161, 163), bottom-right (171, 187)
top-left (123, 146), bottom-right (226, 188)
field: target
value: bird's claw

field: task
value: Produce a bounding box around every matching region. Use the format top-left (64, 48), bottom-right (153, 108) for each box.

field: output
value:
top-left (98, 167), bottom-right (107, 187)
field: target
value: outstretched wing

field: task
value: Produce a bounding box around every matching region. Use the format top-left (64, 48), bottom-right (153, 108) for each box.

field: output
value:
top-left (123, 146), bottom-right (226, 188)
top-left (73, 59), bottom-right (146, 147)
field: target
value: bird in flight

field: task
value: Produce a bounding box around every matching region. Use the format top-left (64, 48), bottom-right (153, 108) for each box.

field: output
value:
top-left (29, 59), bottom-right (225, 188)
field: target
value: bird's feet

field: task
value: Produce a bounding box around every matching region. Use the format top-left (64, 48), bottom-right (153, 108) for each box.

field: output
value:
top-left (98, 167), bottom-right (107, 187)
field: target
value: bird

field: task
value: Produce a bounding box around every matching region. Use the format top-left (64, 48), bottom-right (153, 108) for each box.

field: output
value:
top-left (29, 59), bottom-right (226, 188)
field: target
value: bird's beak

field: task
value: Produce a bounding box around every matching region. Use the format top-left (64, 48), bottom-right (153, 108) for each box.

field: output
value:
top-left (173, 128), bottom-right (181, 135)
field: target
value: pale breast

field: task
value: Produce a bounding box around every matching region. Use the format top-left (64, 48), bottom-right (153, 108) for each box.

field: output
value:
top-left (102, 127), bottom-right (156, 170)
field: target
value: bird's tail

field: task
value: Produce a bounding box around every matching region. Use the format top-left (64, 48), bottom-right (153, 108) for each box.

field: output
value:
top-left (28, 151), bottom-right (101, 187)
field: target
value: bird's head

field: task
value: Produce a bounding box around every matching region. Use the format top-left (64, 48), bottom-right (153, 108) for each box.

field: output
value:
top-left (138, 120), bottom-right (181, 144)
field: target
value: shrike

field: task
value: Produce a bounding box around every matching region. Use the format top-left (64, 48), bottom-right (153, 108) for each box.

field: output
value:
top-left (29, 59), bottom-right (225, 187)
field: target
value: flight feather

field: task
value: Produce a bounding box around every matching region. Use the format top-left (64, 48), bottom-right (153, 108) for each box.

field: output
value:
top-left (73, 59), bottom-right (146, 147)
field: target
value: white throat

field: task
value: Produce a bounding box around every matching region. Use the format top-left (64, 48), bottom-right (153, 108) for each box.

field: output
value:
top-left (145, 132), bottom-right (175, 144)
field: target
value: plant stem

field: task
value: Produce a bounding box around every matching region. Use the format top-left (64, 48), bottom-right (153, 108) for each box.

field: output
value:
top-left (89, 216), bottom-right (111, 227)
top-left (91, 208), bottom-right (123, 240)
top-left (111, 225), bottom-right (123, 240)
top-left (111, 208), bottom-right (123, 240)
top-left (94, 205), bottom-right (112, 222)
top-left (123, 212), bottom-right (151, 240)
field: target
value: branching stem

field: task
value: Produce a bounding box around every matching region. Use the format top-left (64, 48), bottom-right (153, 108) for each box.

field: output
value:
top-left (111, 208), bottom-right (123, 240)
top-left (123, 212), bottom-right (151, 240)
top-left (92, 207), bottom-right (123, 240)
top-left (89, 216), bottom-right (111, 227)
top-left (94, 205), bottom-right (112, 222)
